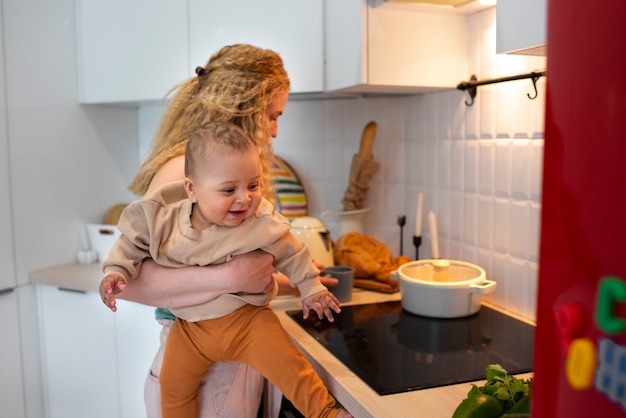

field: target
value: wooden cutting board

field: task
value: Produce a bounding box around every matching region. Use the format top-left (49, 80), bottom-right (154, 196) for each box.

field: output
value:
top-left (353, 279), bottom-right (399, 294)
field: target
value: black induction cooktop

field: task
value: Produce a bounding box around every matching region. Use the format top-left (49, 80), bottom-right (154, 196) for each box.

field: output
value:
top-left (287, 301), bottom-right (534, 396)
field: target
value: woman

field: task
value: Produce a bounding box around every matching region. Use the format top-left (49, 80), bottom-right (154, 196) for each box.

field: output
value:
top-left (113, 44), bottom-right (337, 417)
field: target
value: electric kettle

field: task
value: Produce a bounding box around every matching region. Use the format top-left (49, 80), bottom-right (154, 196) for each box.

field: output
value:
top-left (290, 217), bottom-right (334, 267)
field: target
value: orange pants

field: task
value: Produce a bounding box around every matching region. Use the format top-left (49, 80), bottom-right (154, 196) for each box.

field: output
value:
top-left (160, 304), bottom-right (340, 418)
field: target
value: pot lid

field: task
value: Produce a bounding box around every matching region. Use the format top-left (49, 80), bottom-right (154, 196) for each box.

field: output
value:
top-left (398, 259), bottom-right (486, 286)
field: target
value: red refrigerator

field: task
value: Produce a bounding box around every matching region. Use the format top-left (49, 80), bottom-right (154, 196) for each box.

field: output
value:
top-left (533, 0), bottom-right (626, 416)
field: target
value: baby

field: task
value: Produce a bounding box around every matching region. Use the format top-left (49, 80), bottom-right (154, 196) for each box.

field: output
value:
top-left (99, 121), bottom-right (351, 418)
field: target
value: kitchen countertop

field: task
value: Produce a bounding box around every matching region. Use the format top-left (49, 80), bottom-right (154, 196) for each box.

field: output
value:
top-left (31, 263), bottom-right (533, 418)
top-left (30, 262), bottom-right (103, 292)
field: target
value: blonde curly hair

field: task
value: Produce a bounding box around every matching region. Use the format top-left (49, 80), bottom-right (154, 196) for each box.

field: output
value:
top-left (128, 44), bottom-right (290, 201)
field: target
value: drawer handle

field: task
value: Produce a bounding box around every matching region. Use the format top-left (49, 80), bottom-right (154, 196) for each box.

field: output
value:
top-left (0, 287), bottom-right (15, 296)
top-left (58, 287), bottom-right (87, 294)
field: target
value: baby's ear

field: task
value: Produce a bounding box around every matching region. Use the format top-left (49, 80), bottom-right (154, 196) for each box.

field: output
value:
top-left (183, 177), bottom-right (197, 202)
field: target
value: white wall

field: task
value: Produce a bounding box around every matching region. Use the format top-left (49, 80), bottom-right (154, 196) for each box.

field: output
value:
top-left (1, 0), bottom-right (140, 416)
top-left (3, 0), bottom-right (139, 275)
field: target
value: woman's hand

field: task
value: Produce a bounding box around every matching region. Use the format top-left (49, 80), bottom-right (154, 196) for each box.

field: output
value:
top-left (315, 261), bottom-right (339, 289)
top-left (274, 261), bottom-right (339, 297)
top-left (226, 250), bottom-right (276, 294)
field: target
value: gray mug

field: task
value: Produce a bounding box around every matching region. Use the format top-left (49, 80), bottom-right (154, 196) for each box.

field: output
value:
top-left (322, 265), bottom-right (354, 303)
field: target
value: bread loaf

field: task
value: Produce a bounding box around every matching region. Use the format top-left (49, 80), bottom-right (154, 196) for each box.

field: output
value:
top-left (334, 232), bottom-right (391, 277)
top-left (333, 232), bottom-right (411, 288)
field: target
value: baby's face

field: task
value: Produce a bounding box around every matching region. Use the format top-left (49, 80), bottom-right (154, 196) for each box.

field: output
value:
top-left (185, 147), bottom-right (262, 229)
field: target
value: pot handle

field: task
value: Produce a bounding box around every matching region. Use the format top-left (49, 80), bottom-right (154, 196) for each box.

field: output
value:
top-left (469, 280), bottom-right (497, 295)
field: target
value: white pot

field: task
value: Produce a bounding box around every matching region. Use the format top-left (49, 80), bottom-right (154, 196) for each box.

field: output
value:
top-left (395, 259), bottom-right (496, 318)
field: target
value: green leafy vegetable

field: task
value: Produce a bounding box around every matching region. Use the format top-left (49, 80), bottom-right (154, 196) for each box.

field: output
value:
top-left (453, 364), bottom-right (532, 417)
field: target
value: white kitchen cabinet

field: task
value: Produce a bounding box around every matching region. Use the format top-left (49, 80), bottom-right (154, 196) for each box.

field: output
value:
top-left (188, 0), bottom-right (324, 94)
top-left (114, 299), bottom-right (162, 418)
top-left (76, 0), bottom-right (323, 104)
top-left (325, 0), bottom-right (468, 94)
top-left (0, 290), bottom-right (26, 418)
top-left (496, 0), bottom-right (547, 55)
top-left (38, 286), bottom-right (160, 418)
top-left (76, 0), bottom-right (189, 104)
top-left (38, 286), bottom-right (119, 418)
top-left (0, 6), bottom-right (16, 292)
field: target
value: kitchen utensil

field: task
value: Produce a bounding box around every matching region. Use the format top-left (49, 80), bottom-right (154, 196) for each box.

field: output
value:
top-left (397, 215), bottom-right (406, 256)
top-left (290, 216), bottom-right (334, 267)
top-left (413, 192), bottom-right (424, 259)
top-left (321, 265), bottom-right (354, 302)
top-left (394, 259), bottom-right (496, 318)
top-left (320, 207), bottom-right (371, 238)
top-left (341, 121), bottom-right (380, 211)
top-left (271, 155), bottom-right (308, 219)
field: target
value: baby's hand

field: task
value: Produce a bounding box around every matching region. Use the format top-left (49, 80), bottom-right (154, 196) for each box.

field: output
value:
top-left (302, 290), bottom-right (341, 322)
top-left (99, 274), bottom-right (128, 312)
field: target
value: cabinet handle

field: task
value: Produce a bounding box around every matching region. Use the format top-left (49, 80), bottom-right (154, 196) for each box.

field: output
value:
top-left (0, 287), bottom-right (15, 296)
top-left (58, 287), bottom-right (87, 294)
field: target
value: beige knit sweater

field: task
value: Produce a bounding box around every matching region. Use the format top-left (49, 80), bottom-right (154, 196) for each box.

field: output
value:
top-left (102, 181), bottom-right (325, 321)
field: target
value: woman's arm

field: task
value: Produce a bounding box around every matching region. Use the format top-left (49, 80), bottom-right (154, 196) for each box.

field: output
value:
top-left (273, 262), bottom-right (339, 297)
top-left (118, 250), bottom-right (276, 308)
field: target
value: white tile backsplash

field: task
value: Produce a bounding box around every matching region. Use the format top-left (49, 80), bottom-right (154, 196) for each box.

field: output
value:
top-left (494, 140), bottom-right (512, 198)
top-left (511, 140), bottom-right (532, 200)
top-left (477, 196), bottom-right (494, 250)
top-left (510, 200), bottom-right (531, 259)
top-left (479, 141), bottom-right (495, 194)
top-left (494, 197), bottom-right (512, 254)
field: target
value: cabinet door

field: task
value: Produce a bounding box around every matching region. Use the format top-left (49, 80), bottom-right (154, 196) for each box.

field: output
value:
top-left (38, 286), bottom-right (120, 418)
top-left (326, 0), bottom-right (468, 94)
top-left (324, 0), bottom-right (366, 92)
top-left (188, 0), bottom-right (324, 94)
top-left (0, 290), bottom-right (26, 418)
top-left (76, 0), bottom-right (189, 103)
top-left (0, 4), bottom-right (16, 291)
top-left (114, 300), bottom-right (161, 418)
top-left (496, 0), bottom-right (547, 55)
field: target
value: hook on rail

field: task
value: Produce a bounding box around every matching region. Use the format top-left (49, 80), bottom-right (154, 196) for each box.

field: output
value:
top-left (457, 70), bottom-right (546, 107)
top-left (527, 74), bottom-right (540, 100)
top-left (463, 75), bottom-right (477, 106)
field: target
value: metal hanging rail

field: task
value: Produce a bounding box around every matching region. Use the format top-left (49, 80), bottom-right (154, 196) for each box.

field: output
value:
top-left (457, 70), bottom-right (547, 106)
